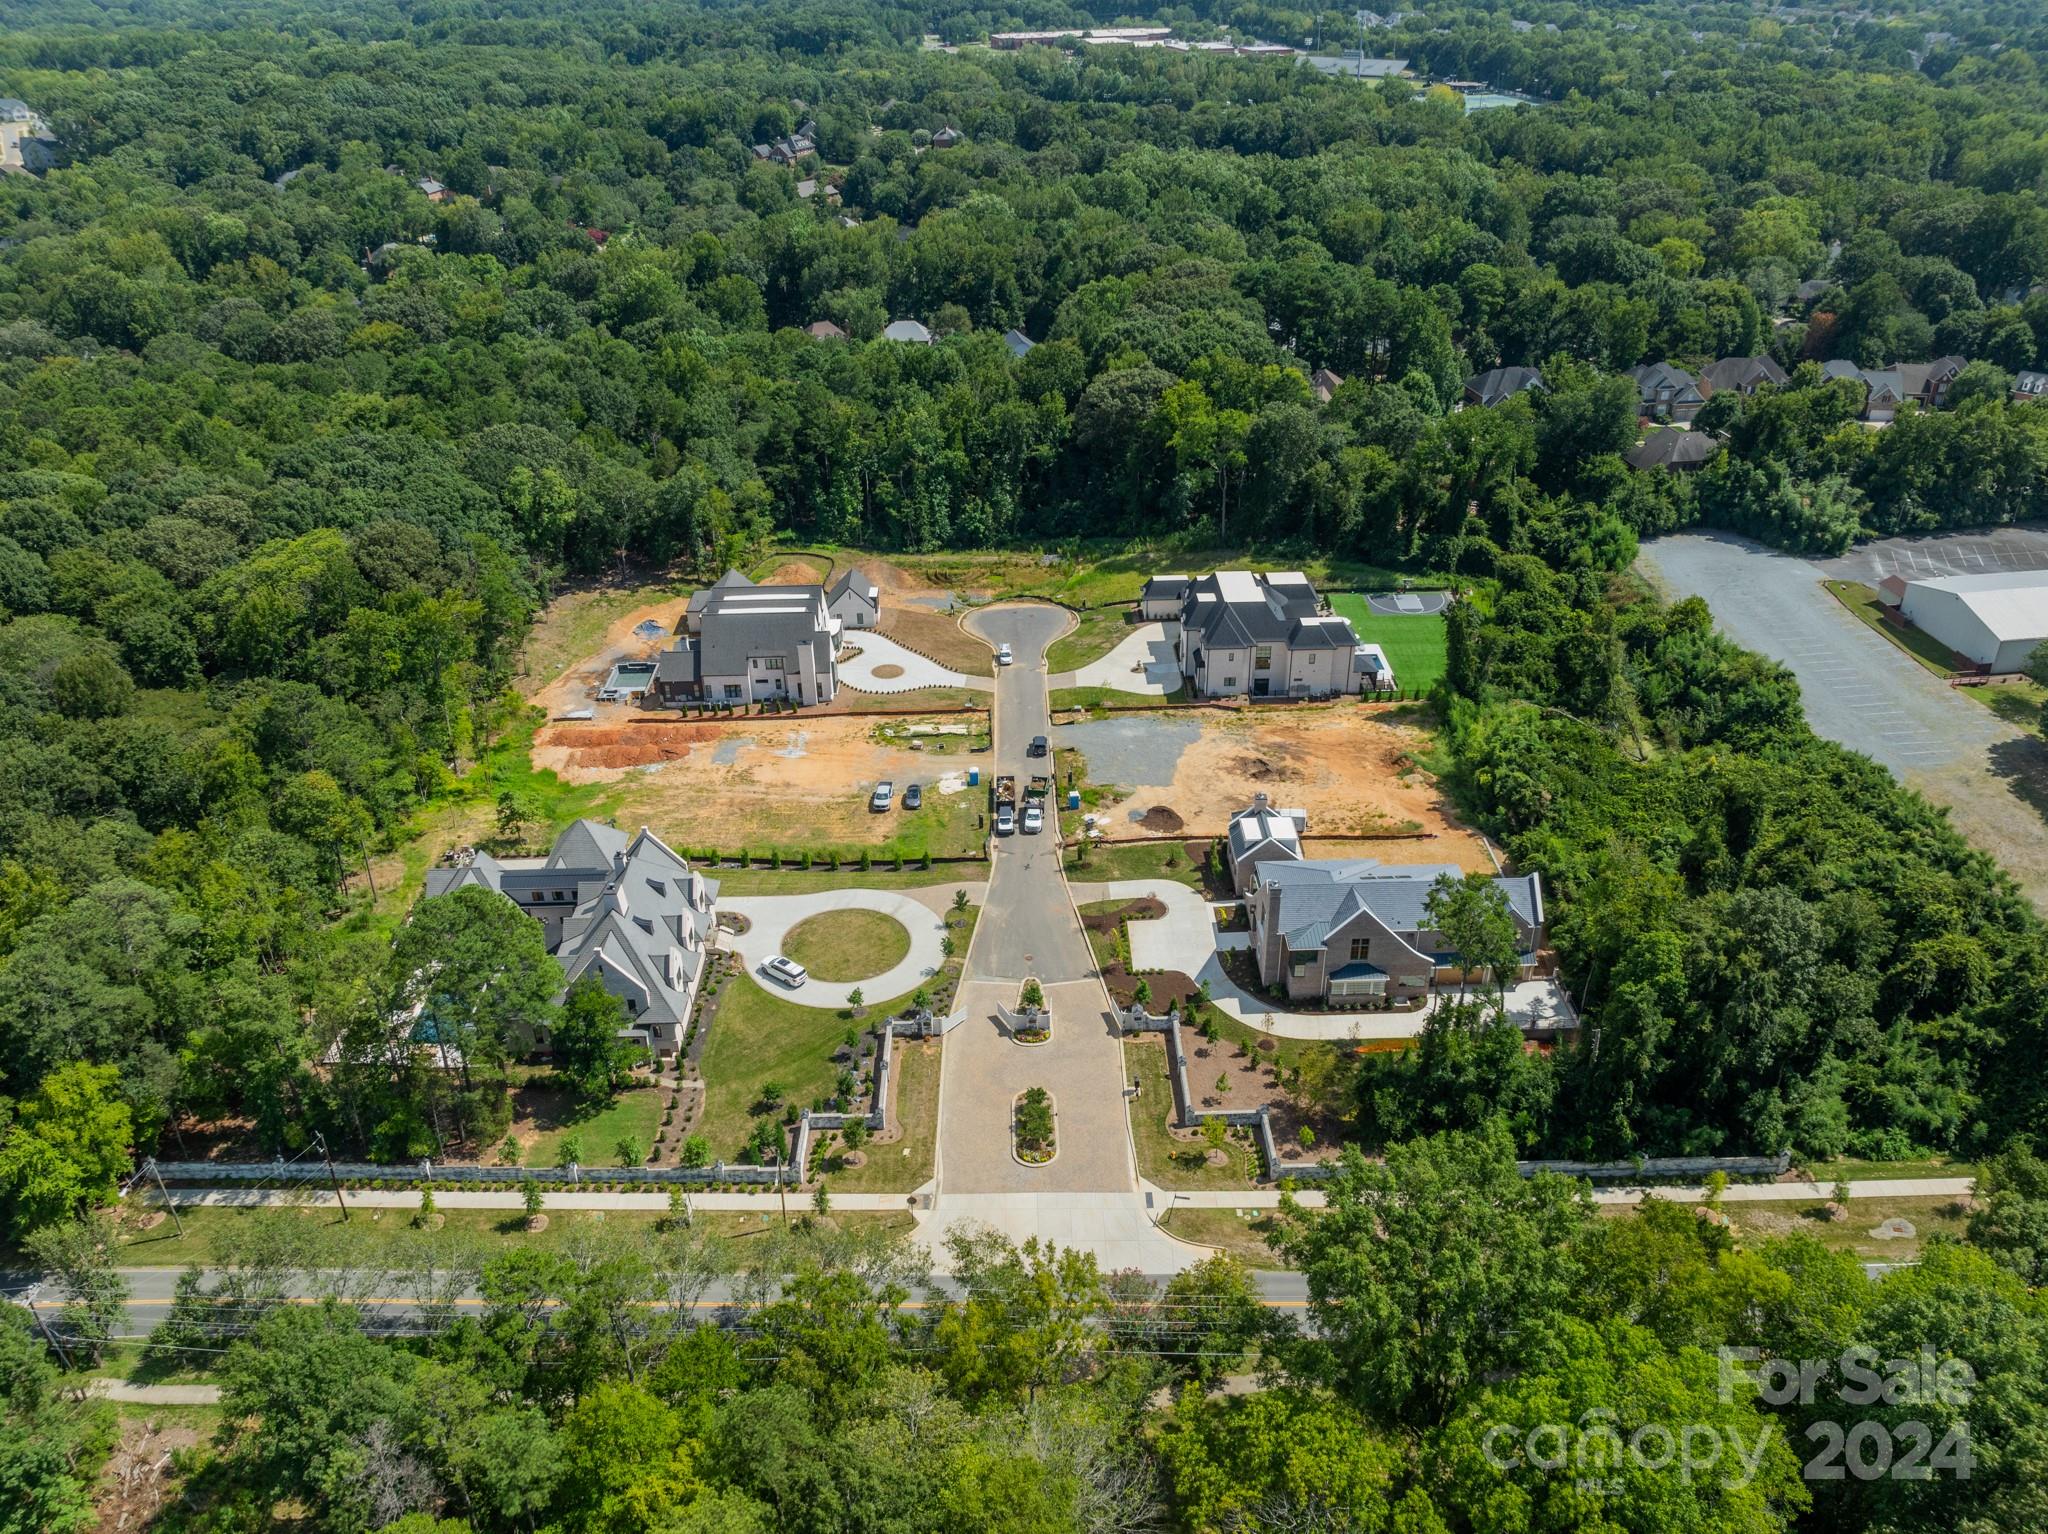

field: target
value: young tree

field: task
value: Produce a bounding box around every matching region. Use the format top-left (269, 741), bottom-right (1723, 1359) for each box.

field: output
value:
top-left (414, 1186), bottom-right (436, 1227)
top-left (550, 975), bottom-right (640, 1099)
top-left (679, 1135), bottom-right (711, 1169)
top-left (614, 1135), bottom-right (642, 1167)
top-left (522, 1179), bottom-right (544, 1220)
top-left (841, 1118), bottom-right (869, 1153)
top-left (1423, 872), bottom-right (1521, 1004)
top-left (24, 1213), bottom-right (130, 1364)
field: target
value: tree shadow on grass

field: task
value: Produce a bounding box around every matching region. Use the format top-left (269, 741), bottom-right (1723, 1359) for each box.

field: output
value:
top-left (1985, 735), bottom-right (2048, 824)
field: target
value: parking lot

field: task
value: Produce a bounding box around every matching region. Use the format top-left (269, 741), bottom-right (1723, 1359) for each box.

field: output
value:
top-left (1815, 525), bottom-right (2048, 584)
top-left (1639, 530), bottom-right (2048, 907)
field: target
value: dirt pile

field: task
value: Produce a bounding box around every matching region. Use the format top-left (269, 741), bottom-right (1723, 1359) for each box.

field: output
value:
top-left (1137, 805), bottom-right (1186, 832)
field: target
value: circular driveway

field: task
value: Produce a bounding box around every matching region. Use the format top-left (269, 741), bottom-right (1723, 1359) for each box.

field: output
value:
top-left (838, 632), bottom-right (992, 693)
top-left (720, 889), bottom-right (950, 1008)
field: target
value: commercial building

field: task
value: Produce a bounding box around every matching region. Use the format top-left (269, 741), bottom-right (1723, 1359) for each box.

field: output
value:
top-left (1897, 571), bottom-right (2048, 674)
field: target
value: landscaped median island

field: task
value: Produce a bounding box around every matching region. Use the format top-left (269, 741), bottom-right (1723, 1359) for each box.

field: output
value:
top-left (1012, 1086), bottom-right (1057, 1165)
top-left (1009, 977), bottom-right (1050, 1043)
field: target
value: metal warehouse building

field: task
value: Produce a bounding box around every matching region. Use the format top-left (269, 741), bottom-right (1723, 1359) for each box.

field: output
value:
top-left (1899, 571), bottom-right (2048, 673)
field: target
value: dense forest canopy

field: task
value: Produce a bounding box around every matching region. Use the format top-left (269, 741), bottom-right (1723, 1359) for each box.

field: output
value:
top-left (0, 0), bottom-right (2043, 1217)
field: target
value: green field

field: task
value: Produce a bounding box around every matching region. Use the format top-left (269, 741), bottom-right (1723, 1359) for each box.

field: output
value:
top-left (1327, 594), bottom-right (1450, 695)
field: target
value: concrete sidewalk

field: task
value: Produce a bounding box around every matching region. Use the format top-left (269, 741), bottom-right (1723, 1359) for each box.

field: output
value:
top-left (88, 1380), bottom-right (222, 1405)
top-left (146, 1188), bottom-right (927, 1212)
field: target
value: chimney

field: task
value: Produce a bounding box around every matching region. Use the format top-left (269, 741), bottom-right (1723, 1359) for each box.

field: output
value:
top-left (1253, 791), bottom-right (1270, 813)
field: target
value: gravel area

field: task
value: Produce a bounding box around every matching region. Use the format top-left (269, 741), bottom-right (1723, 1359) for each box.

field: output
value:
top-left (1053, 715), bottom-right (1202, 786)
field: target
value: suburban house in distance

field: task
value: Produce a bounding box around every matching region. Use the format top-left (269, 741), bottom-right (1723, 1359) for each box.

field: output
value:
top-left (1699, 354), bottom-right (1789, 397)
top-left (1821, 356), bottom-right (1966, 422)
top-left (1895, 571), bottom-right (2048, 674)
top-left (1626, 427), bottom-right (1719, 471)
top-left (653, 571), bottom-right (840, 706)
top-left (826, 566), bottom-right (879, 630)
top-left (1461, 365), bottom-right (1544, 409)
top-left (1630, 361), bottom-right (1708, 422)
top-left (1244, 857), bottom-right (1545, 1007)
top-left (426, 821), bottom-right (718, 1055)
top-left (1170, 570), bottom-right (1392, 697)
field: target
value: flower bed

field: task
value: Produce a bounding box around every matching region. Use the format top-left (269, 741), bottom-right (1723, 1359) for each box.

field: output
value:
top-left (1012, 1086), bottom-right (1056, 1165)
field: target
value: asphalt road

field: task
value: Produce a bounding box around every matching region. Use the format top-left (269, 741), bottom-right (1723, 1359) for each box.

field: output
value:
top-left (963, 603), bottom-right (1093, 984)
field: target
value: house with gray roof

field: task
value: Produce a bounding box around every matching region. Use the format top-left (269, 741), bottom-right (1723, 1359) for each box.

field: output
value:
top-left (826, 567), bottom-right (879, 630)
top-left (2015, 371), bottom-right (2048, 404)
top-left (424, 822), bottom-right (718, 1054)
top-left (1246, 859), bottom-right (1545, 1006)
top-left (1003, 327), bottom-right (1036, 359)
top-left (1700, 354), bottom-right (1789, 398)
top-left (883, 318), bottom-right (932, 344)
top-left (1819, 356), bottom-right (1965, 421)
top-left (1226, 794), bottom-right (1306, 894)
top-left (1139, 575), bottom-right (1192, 621)
top-left (1629, 361), bottom-right (1707, 422)
top-left (655, 574), bottom-right (840, 707)
top-left (1626, 427), bottom-right (1719, 471)
top-left (1171, 570), bottom-right (1390, 697)
top-left (1462, 365), bottom-right (1544, 409)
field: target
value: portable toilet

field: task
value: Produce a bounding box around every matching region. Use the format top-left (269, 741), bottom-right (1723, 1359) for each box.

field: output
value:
top-left (968, 767), bottom-right (980, 787)
top-left (1067, 789), bottom-right (1080, 810)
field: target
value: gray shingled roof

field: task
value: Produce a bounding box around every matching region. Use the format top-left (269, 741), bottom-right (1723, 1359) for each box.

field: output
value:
top-left (1464, 365), bottom-right (1544, 407)
top-left (1260, 860), bottom-right (1542, 953)
top-left (1700, 355), bottom-right (1789, 394)
top-left (1627, 429), bottom-right (1719, 470)
top-left (690, 587), bottom-right (832, 675)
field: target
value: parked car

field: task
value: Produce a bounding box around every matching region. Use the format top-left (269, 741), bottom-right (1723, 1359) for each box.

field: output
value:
top-left (996, 643), bottom-right (1013, 666)
top-left (903, 783), bottom-right (923, 810)
top-left (1027, 734), bottom-right (1048, 757)
top-left (764, 955), bottom-right (808, 988)
top-left (995, 803), bottom-right (1016, 835)
top-left (869, 781), bottom-right (894, 811)
top-left (1022, 804), bottom-right (1043, 834)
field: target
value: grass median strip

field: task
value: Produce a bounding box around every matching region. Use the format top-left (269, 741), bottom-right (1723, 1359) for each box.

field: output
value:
top-left (781, 909), bottom-right (912, 981)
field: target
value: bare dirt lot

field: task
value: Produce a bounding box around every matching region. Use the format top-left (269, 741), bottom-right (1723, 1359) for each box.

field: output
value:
top-left (528, 594), bottom-right (689, 716)
top-left (1079, 707), bottom-right (1495, 871)
top-left (530, 714), bottom-right (986, 854)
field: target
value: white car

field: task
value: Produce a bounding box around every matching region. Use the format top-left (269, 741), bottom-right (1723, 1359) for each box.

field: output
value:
top-left (763, 955), bottom-right (808, 988)
top-left (996, 643), bottom-right (1013, 666)
top-left (1022, 804), bottom-right (1043, 834)
top-left (869, 781), bottom-right (894, 812)
top-left (995, 803), bottom-right (1016, 835)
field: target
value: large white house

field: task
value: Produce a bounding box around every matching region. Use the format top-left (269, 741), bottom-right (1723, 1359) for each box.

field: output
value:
top-left (651, 572), bottom-right (841, 706)
top-left (1148, 570), bottom-right (1391, 697)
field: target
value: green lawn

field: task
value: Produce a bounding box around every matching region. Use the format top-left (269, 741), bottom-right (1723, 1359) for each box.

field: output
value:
top-left (1159, 1207), bottom-right (1292, 1269)
top-left (1822, 580), bottom-right (1967, 677)
top-left (710, 863), bottom-right (984, 895)
top-left (1067, 838), bottom-right (1206, 888)
top-left (1048, 684), bottom-right (1190, 712)
top-left (1326, 595), bottom-right (1450, 695)
top-left (816, 1038), bottom-right (941, 1194)
top-left (70, 1204), bottom-right (920, 1269)
top-left (841, 687), bottom-right (988, 712)
top-left (1125, 1040), bottom-right (1264, 1191)
top-left (1961, 679), bottom-right (2046, 737)
top-left (1046, 605), bottom-right (1139, 672)
top-left (698, 904), bottom-right (976, 1164)
top-left (518, 1082), bottom-right (666, 1168)
top-left (783, 908), bottom-right (913, 982)
top-left (1797, 1155), bottom-right (1978, 1184)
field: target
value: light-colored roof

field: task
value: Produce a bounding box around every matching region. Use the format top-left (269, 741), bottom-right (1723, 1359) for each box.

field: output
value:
top-left (883, 318), bottom-right (932, 343)
top-left (1904, 571), bottom-right (2048, 642)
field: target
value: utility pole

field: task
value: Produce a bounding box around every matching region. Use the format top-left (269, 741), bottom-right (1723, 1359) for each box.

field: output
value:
top-left (21, 1285), bottom-right (74, 1373)
top-left (316, 1133), bottom-right (349, 1222)
top-left (144, 1158), bottom-right (185, 1238)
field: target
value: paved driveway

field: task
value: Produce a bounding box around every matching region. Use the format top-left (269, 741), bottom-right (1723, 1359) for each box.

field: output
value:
top-left (837, 631), bottom-right (992, 693)
top-left (935, 603), bottom-right (1141, 1197)
top-left (1052, 621), bottom-right (1180, 694)
top-left (1638, 531), bottom-right (2048, 908)
top-left (720, 889), bottom-right (950, 1008)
